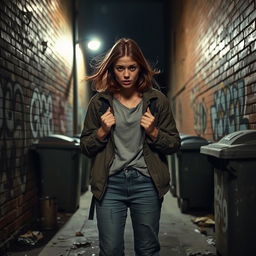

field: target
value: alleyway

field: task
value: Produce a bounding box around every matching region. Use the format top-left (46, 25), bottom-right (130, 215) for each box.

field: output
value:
top-left (7, 190), bottom-right (216, 256)
top-left (1, 0), bottom-right (256, 255)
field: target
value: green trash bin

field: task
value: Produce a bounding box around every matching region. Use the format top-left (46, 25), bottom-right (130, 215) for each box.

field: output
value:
top-left (167, 154), bottom-right (177, 196)
top-left (167, 133), bottom-right (187, 197)
top-left (176, 135), bottom-right (213, 213)
top-left (201, 129), bottom-right (256, 256)
top-left (73, 134), bottom-right (90, 192)
top-left (34, 134), bottom-right (82, 212)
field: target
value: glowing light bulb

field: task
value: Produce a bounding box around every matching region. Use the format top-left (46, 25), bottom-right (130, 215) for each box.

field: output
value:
top-left (87, 39), bottom-right (101, 51)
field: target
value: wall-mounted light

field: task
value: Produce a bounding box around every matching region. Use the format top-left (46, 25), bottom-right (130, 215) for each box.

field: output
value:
top-left (87, 38), bottom-right (101, 52)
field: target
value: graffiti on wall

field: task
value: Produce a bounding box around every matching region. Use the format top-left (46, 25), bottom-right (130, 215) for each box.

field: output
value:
top-left (174, 98), bottom-right (183, 130)
top-left (0, 78), bottom-right (57, 205)
top-left (211, 80), bottom-right (249, 140)
top-left (30, 87), bottom-right (53, 138)
top-left (190, 86), bottom-right (207, 135)
top-left (215, 171), bottom-right (228, 233)
top-left (0, 78), bottom-right (27, 204)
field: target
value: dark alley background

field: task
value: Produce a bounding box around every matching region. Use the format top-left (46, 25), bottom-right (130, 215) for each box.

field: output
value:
top-left (77, 0), bottom-right (170, 93)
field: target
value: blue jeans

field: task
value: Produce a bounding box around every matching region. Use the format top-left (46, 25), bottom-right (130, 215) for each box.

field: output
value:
top-left (96, 168), bottom-right (162, 256)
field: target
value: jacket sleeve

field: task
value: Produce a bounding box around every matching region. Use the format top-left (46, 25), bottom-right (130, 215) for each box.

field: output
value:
top-left (146, 95), bottom-right (181, 155)
top-left (80, 98), bottom-right (108, 157)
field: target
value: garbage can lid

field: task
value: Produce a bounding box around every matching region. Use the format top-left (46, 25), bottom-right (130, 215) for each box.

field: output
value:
top-left (180, 135), bottom-right (209, 150)
top-left (72, 134), bottom-right (81, 143)
top-left (200, 130), bottom-right (256, 159)
top-left (35, 134), bottom-right (80, 149)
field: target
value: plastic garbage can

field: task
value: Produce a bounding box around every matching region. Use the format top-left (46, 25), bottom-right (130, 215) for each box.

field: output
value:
top-left (33, 134), bottom-right (82, 212)
top-left (167, 134), bottom-right (187, 197)
top-left (73, 134), bottom-right (90, 192)
top-left (200, 129), bottom-right (256, 256)
top-left (167, 154), bottom-right (177, 196)
top-left (176, 135), bottom-right (213, 213)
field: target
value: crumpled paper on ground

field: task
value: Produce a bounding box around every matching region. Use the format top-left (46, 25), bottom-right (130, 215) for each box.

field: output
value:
top-left (17, 230), bottom-right (43, 246)
top-left (191, 215), bottom-right (215, 227)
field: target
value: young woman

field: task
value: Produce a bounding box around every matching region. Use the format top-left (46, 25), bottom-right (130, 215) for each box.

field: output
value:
top-left (80, 38), bottom-right (180, 256)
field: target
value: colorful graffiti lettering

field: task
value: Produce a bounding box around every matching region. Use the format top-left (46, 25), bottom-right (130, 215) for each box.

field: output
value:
top-left (211, 80), bottom-right (249, 141)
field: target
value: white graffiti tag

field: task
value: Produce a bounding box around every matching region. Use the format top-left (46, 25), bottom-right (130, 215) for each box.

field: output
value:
top-left (214, 172), bottom-right (228, 233)
top-left (30, 87), bottom-right (53, 138)
top-left (0, 79), bottom-right (27, 203)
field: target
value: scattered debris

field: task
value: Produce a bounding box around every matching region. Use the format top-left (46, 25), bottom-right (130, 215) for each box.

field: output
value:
top-left (75, 231), bottom-right (84, 237)
top-left (206, 237), bottom-right (216, 246)
top-left (17, 231), bottom-right (43, 246)
top-left (198, 227), bottom-right (207, 236)
top-left (194, 228), bottom-right (201, 234)
top-left (191, 216), bottom-right (215, 227)
top-left (186, 248), bottom-right (216, 256)
top-left (71, 240), bottom-right (91, 250)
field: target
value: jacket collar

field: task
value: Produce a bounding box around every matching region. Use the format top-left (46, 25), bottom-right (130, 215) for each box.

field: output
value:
top-left (98, 87), bottom-right (158, 103)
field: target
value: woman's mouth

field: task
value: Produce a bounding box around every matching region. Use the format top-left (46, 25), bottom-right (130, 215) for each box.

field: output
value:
top-left (122, 80), bottom-right (131, 85)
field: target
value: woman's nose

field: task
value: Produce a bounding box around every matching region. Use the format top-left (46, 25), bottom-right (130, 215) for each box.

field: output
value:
top-left (124, 69), bottom-right (130, 78)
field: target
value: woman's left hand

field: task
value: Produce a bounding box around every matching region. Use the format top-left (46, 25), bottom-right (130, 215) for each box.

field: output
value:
top-left (141, 107), bottom-right (158, 140)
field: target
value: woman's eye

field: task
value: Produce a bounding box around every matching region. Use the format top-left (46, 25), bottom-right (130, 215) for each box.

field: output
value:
top-left (116, 66), bottom-right (124, 71)
top-left (129, 66), bottom-right (137, 71)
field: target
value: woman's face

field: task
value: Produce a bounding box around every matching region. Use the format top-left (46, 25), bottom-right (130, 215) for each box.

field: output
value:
top-left (113, 56), bottom-right (140, 89)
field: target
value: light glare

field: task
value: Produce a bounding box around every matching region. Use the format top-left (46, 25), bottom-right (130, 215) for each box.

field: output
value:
top-left (87, 39), bottom-right (101, 51)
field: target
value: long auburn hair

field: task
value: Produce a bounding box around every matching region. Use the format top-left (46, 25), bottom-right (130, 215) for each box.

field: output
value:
top-left (86, 38), bottom-right (160, 93)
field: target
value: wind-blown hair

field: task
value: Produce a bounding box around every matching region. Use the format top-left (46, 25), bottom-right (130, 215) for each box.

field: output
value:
top-left (86, 38), bottom-right (160, 93)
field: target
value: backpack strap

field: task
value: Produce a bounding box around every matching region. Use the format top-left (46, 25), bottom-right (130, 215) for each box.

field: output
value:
top-left (99, 98), bottom-right (110, 116)
top-left (149, 98), bottom-right (158, 116)
top-left (88, 195), bottom-right (96, 220)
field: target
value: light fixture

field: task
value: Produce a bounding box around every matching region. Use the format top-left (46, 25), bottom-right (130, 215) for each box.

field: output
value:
top-left (87, 38), bottom-right (101, 52)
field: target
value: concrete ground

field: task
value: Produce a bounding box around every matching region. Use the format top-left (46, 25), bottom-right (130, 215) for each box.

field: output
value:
top-left (7, 191), bottom-right (216, 256)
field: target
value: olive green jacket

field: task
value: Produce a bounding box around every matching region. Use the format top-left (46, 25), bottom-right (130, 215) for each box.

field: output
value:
top-left (80, 88), bottom-right (181, 200)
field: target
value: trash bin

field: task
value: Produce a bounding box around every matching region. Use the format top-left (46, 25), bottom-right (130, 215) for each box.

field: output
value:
top-left (176, 135), bottom-right (213, 213)
top-left (167, 133), bottom-right (187, 197)
top-left (167, 154), bottom-right (177, 196)
top-left (33, 134), bottom-right (82, 212)
top-left (200, 129), bottom-right (256, 256)
top-left (73, 134), bottom-right (90, 192)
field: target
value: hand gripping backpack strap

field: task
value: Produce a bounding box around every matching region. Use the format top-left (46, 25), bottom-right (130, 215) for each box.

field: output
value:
top-left (149, 98), bottom-right (157, 116)
top-left (99, 98), bottom-right (110, 116)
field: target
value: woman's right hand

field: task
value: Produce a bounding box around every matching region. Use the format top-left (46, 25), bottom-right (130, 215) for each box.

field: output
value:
top-left (97, 107), bottom-right (115, 140)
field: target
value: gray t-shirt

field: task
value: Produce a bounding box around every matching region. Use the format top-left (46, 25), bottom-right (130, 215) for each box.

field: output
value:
top-left (109, 98), bottom-right (149, 176)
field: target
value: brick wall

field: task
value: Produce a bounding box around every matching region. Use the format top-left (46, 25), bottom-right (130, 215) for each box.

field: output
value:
top-left (169, 0), bottom-right (256, 141)
top-left (0, 0), bottom-right (88, 247)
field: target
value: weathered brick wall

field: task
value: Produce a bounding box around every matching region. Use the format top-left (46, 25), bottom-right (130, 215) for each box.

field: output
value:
top-left (169, 0), bottom-right (256, 141)
top-left (0, 0), bottom-right (88, 247)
